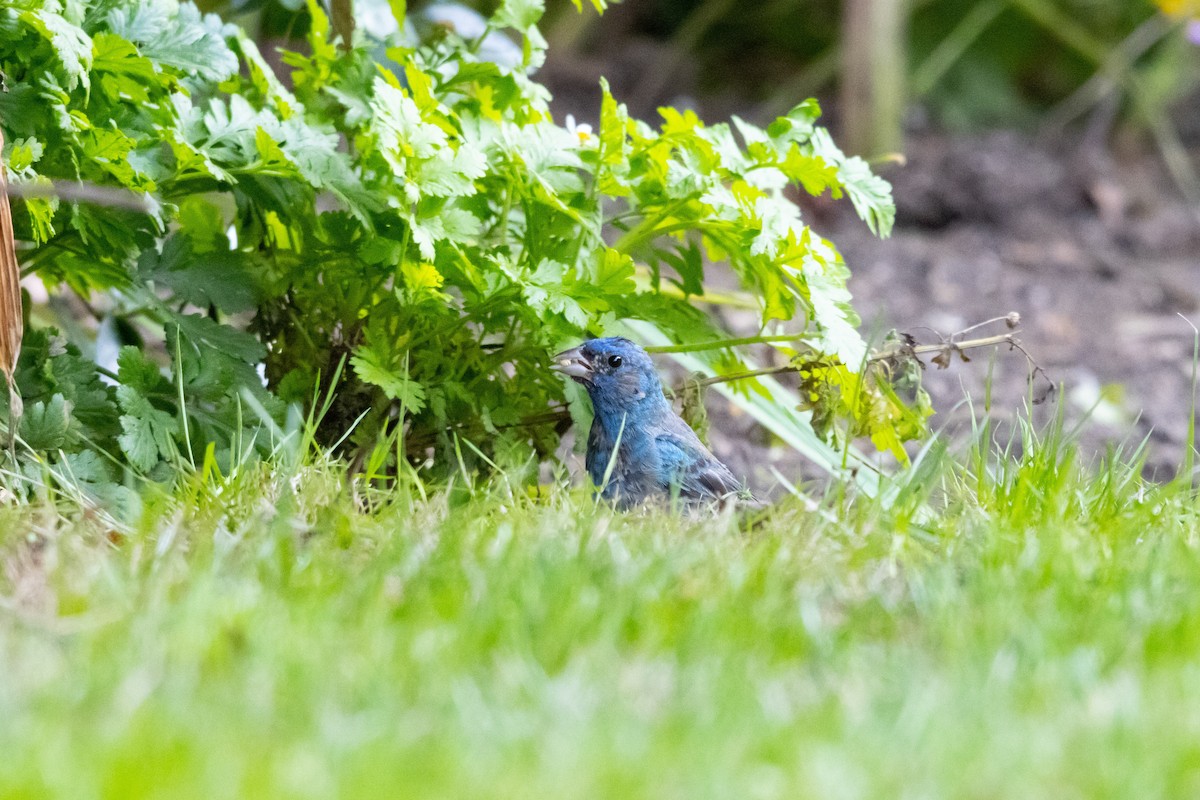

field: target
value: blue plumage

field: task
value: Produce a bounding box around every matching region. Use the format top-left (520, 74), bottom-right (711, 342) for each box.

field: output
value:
top-left (552, 337), bottom-right (744, 508)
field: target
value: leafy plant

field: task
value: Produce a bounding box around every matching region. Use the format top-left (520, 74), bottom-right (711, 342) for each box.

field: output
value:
top-left (0, 0), bottom-right (917, 500)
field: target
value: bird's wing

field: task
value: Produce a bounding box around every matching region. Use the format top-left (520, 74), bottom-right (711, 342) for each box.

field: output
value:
top-left (653, 424), bottom-right (742, 502)
top-left (584, 420), bottom-right (604, 487)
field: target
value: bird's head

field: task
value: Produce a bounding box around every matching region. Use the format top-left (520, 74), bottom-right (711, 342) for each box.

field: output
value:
top-left (552, 337), bottom-right (668, 415)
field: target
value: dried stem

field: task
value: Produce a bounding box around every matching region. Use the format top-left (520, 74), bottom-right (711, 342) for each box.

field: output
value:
top-left (0, 126), bottom-right (24, 449)
top-left (4, 180), bottom-right (159, 214)
top-left (409, 312), bottom-right (1048, 448)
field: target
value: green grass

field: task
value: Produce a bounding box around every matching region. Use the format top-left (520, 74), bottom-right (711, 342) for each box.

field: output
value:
top-left (1, 417), bottom-right (1198, 799)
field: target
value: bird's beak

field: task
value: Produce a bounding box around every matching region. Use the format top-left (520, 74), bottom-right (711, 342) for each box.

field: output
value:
top-left (551, 346), bottom-right (593, 384)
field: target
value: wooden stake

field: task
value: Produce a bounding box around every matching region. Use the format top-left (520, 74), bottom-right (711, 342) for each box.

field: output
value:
top-left (0, 126), bottom-right (24, 444)
top-left (840, 0), bottom-right (907, 157)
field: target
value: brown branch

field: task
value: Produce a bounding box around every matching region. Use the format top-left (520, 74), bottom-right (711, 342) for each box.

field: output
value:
top-left (4, 180), bottom-right (159, 214)
top-left (0, 126), bottom-right (24, 447)
top-left (682, 330), bottom-right (1033, 390)
top-left (402, 313), bottom-right (1048, 451)
top-left (330, 0), bottom-right (355, 52)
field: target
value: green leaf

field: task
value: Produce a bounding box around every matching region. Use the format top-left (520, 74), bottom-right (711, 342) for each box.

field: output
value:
top-left (67, 206), bottom-right (150, 286)
top-left (116, 386), bottom-right (178, 472)
top-left (413, 143), bottom-right (487, 198)
top-left (399, 261), bottom-right (445, 297)
top-left (233, 30), bottom-right (298, 118)
top-left (766, 99), bottom-right (821, 142)
top-left (59, 449), bottom-right (113, 488)
top-left (19, 395), bottom-right (75, 451)
top-left (165, 130), bottom-right (234, 183)
top-left (492, 0), bottom-right (548, 68)
top-left (780, 146), bottom-right (841, 198)
top-left (81, 125), bottom-right (153, 190)
top-left (176, 197), bottom-right (228, 251)
top-left (91, 31), bottom-right (161, 103)
top-left (371, 78), bottom-right (445, 159)
top-left (59, 450), bottom-right (137, 513)
top-left (524, 260), bottom-right (588, 328)
top-left (171, 314), bottom-right (267, 364)
top-left (117, 346), bottom-right (169, 396)
top-left (388, 0), bottom-right (407, 26)
top-left (494, 0), bottom-right (545, 35)
top-left (20, 8), bottom-right (93, 91)
top-left (407, 200), bottom-right (483, 260)
top-left (837, 155), bottom-right (896, 238)
top-left (105, 0), bottom-right (238, 83)
top-left (3, 137), bottom-right (44, 173)
top-left (140, 234), bottom-right (260, 313)
top-left (369, 77), bottom-right (458, 204)
top-left (750, 195), bottom-right (802, 257)
top-left (588, 248), bottom-right (636, 296)
top-left (657, 242), bottom-right (704, 298)
top-left (20, 186), bottom-right (58, 244)
top-left (254, 121), bottom-right (377, 221)
top-left (351, 344), bottom-right (427, 413)
top-left (810, 128), bottom-right (895, 237)
top-left (598, 79), bottom-right (628, 167)
top-left (48, 351), bottom-right (119, 440)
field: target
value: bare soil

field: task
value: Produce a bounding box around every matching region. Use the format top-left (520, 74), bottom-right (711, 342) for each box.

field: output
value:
top-left (541, 31), bottom-right (1200, 493)
top-left (706, 130), bottom-right (1200, 494)
top-left (833, 132), bottom-right (1200, 479)
top-left (552, 114), bottom-right (1200, 492)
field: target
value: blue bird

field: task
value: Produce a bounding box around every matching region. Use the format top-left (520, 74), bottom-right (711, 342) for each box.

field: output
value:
top-left (552, 337), bottom-right (745, 508)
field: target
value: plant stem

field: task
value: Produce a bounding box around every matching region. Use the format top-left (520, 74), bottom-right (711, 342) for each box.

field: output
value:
top-left (2, 180), bottom-right (159, 213)
top-left (412, 326), bottom-right (1032, 447)
top-left (611, 197), bottom-right (695, 254)
top-left (911, 0), bottom-right (1005, 97)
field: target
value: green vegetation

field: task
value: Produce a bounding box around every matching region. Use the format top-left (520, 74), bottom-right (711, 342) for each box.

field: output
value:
top-left (2, 416), bottom-right (1198, 797)
top-left (3, 3), bottom-right (1197, 795)
top-left (1, 0), bottom-right (916, 501)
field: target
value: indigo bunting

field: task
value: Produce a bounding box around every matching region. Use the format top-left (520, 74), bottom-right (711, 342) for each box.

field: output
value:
top-left (552, 337), bottom-right (745, 508)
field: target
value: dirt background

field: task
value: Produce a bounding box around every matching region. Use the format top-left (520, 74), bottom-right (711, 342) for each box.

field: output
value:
top-left (542, 15), bottom-right (1200, 495)
top-left (827, 132), bottom-right (1200, 477)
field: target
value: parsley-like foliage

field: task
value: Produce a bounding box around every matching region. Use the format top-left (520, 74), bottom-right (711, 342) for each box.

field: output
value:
top-left (0, 0), bottom-right (921, 500)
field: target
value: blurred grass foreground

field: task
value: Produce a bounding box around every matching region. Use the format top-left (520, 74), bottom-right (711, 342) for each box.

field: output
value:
top-left (3, 0), bottom-right (1200, 797)
top-left (3, 418), bottom-right (1200, 797)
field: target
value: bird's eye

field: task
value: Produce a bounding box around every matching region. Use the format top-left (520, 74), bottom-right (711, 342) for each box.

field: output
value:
top-left (607, 355), bottom-right (623, 368)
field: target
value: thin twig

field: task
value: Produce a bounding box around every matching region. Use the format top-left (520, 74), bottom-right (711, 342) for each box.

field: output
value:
top-left (950, 311), bottom-right (1020, 340)
top-left (4, 180), bottom-right (159, 214)
top-left (408, 313), bottom-right (1046, 447)
top-left (911, 0), bottom-right (1005, 97)
top-left (687, 330), bottom-right (1031, 389)
top-left (0, 126), bottom-right (23, 452)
